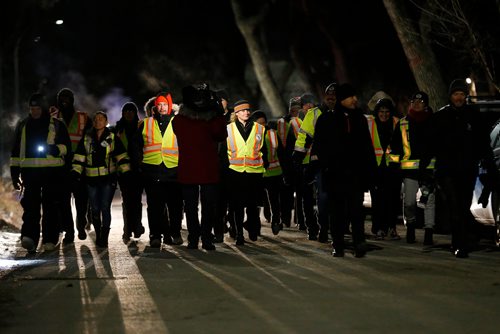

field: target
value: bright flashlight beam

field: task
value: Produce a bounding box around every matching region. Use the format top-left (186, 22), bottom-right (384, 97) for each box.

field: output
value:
top-left (55, 19), bottom-right (64, 25)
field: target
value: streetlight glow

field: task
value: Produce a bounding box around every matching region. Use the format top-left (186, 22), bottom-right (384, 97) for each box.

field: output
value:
top-left (55, 19), bottom-right (64, 25)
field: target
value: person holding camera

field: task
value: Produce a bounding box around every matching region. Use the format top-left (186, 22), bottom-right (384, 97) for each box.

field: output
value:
top-left (10, 93), bottom-right (71, 253)
top-left (172, 84), bottom-right (227, 250)
top-left (72, 111), bottom-right (130, 248)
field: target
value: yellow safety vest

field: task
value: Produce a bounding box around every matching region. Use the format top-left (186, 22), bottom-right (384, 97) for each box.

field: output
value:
top-left (58, 111), bottom-right (88, 152)
top-left (10, 117), bottom-right (66, 168)
top-left (142, 117), bottom-right (178, 168)
top-left (264, 129), bottom-right (282, 177)
top-left (294, 107), bottom-right (321, 164)
top-left (365, 115), bottom-right (399, 166)
top-left (73, 132), bottom-right (130, 177)
top-left (227, 122), bottom-right (265, 173)
top-left (390, 118), bottom-right (435, 170)
top-left (277, 117), bottom-right (301, 148)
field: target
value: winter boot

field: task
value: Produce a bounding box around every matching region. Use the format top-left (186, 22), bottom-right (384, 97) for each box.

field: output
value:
top-left (423, 228), bottom-right (434, 246)
top-left (97, 227), bottom-right (110, 248)
top-left (92, 217), bottom-right (102, 246)
top-left (406, 226), bottom-right (416, 244)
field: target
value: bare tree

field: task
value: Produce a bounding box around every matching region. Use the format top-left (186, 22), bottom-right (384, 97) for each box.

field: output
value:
top-left (231, 0), bottom-right (286, 117)
top-left (383, 0), bottom-right (448, 110)
top-left (415, 0), bottom-right (500, 95)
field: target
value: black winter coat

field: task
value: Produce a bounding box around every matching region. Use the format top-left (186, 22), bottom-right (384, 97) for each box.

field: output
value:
top-left (315, 105), bottom-right (377, 192)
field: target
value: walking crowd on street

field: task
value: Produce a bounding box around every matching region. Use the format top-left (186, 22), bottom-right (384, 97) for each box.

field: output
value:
top-left (10, 79), bottom-right (499, 258)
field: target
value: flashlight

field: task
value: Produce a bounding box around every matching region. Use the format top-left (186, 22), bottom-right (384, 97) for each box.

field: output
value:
top-left (37, 145), bottom-right (45, 153)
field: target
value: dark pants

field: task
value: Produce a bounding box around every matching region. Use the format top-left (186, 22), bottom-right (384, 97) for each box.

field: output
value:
top-left (280, 182), bottom-right (294, 226)
top-left (119, 173), bottom-right (144, 237)
top-left (61, 173), bottom-right (89, 238)
top-left (437, 173), bottom-right (476, 250)
top-left (315, 170), bottom-right (330, 238)
top-left (370, 167), bottom-right (401, 233)
top-left (215, 171), bottom-right (233, 238)
top-left (263, 175), bottom-right (283, 224)
top-left (296, 165), bottom-right (319, 235)
top-left (327, 174), bottom-right (366, 251)
top-left (182, 184), bottom-right (219, 245)
top-left (228, 170), bottom-right (263, 240)
top-left (144, 179), bottom-right (183, 241)
top-left (20, 171), bottom-right (63, 245)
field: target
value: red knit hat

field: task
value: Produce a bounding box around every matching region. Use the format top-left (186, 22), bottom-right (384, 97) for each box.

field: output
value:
top-left (154, 92), bottom-right (173, 114)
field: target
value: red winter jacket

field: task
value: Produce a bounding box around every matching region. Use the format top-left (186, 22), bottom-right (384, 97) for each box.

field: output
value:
top-left (172, 106), bottom-right (227, 184)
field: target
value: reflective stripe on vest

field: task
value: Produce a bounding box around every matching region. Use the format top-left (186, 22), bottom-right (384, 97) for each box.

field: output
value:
top-left (61, 111), bottom-right (87, 152)
top-left (264, 129), bottom-right (282, 177)
top-left (142, 117), bottom-right (178, 168)
top-left (399, 118), bottom-right (435, 170)
top-left (82, 133), bottom-right (115, 177)
top-left (227, 122), bottom-right (264, 173)
top-left (11, 117), bottom-right (65, 168)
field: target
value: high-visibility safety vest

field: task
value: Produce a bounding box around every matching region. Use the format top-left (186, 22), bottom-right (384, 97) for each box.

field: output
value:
top-left (365, 115), bottom-right (399, 166)
top-left (264, 128), bottom-right (282, 177)
top-left (58, 111), bottom-right (88, 152)
top-left (226, 122), bottom-right (265, 173)
top-left (277, 117), bottom-right (301, 148)
top-left (73, 132), bottom-right (130, 177)
top-left (116, 129), bottom-right (129, 150)
top-left (141, 116), bottom-right (178, 168)
top-left (388, 118), bottom-right (435, 170)
top-left (294, 107), bottom-right (322, 164)
top-left (10, 117), bottom-right (66, 168)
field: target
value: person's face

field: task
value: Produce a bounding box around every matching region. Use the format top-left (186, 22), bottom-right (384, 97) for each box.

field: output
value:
top-left (324, 93), bottom-right (336, 110)
top-left (123, 110), bottom-right (135, 122)
top-left (377, 107), bottom-right (391, 122)
top-left (93, 114), bottom-right (108, 130)
top-left (255, 117), bottom-right (266, 126)
top-left (221, 98), bottom-right (228, 111)
top-left (30, 106), bottom-right (42, 119)
top-left (156, 102), bottom-right (169, 115)
top-left (57, 95), bottom-right (73, 109)
top-left (410, 98), bottom-right (426, 112)
top-left (340, 96), bottom-right (357, 109)
top-left (450, 91), bottom-right (466, 108)
top-left (289, 106), bottom-right (301, 117)
top-left (301, 103), bottom-right (313, 114)
top-left (236, 108), bottom-right (251, 122)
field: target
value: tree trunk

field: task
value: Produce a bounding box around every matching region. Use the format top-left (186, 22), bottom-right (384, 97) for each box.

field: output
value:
top-left (383, 0), bottom-right (448, 111)
top-left (231, 0), bottom-right (286, 118)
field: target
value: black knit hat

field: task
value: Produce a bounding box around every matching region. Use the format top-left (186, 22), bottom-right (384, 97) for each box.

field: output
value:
top-left (448, 79), bottom-right (468, 96)
top-left (250, 110), bottom-right (267, 122)
top-left (300, 93), bottom-right (318, 107)
top-left (410, 91), bottom-right (429, 106)
top-left (289, 96), bottom-right (301, 109)
top-left (215, 89), bottom-right (229, 102)
top-left (28, 93), bottom-right (48, 109)
top-left (336, 83), bottom-right (356, 102)
top-left (57, 88), bottom-right (74, 104)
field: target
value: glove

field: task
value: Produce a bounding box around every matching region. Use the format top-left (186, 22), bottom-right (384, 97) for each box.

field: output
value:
top-left (292, 151), bottom-right (306, 168)
top-left (47, 144), bottom-right (60, 157)
top-left (10, 168), bottom-right (22, 190)
top-left (478, 186), bottom-right (491, 208)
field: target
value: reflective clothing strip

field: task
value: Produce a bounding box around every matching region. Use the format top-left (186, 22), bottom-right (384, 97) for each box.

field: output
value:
top-left (13, 117), bottom-right (65, 168)
top-left (86, 165), bottom-right (116, 177)
top-left (227, 122), bottom-right (264, 173)
top-left (142, 117), bottom-right (178, 167)
top-left (277, 118), bottom-right (287, 148)
top-left (366, 115), bottom-right (384, 166)
top-left (264, 129), bottom-right (282, 177)
top-left (63, 112), bottom-right (87, 151)
top-left (399, 119), bottom-right (435, 170)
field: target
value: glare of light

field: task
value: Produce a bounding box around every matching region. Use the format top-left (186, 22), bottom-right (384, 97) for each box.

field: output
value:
top-left (37, 145), bottom-right (45, 152)
top-left (466, 77), bottom-right (472, 84)
top-left (0, 259), bottom-right (46, 269)
top-left (33, 36), bottom-right (41, 43)
top-left (55, 19), bottom-right (64, 25)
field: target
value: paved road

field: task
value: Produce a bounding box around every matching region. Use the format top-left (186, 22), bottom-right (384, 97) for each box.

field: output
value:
top-left (1, 199), bottom-right (500, 334)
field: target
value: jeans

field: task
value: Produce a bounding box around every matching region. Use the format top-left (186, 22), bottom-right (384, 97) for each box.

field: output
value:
top-left (403, 178), bottom-right (435, 229)
top-left (87, 182), bottom-right (115, 230)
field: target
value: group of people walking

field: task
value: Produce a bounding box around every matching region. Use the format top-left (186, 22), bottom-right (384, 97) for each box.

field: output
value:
top-left (10, 78), bottom-right (498, 258)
